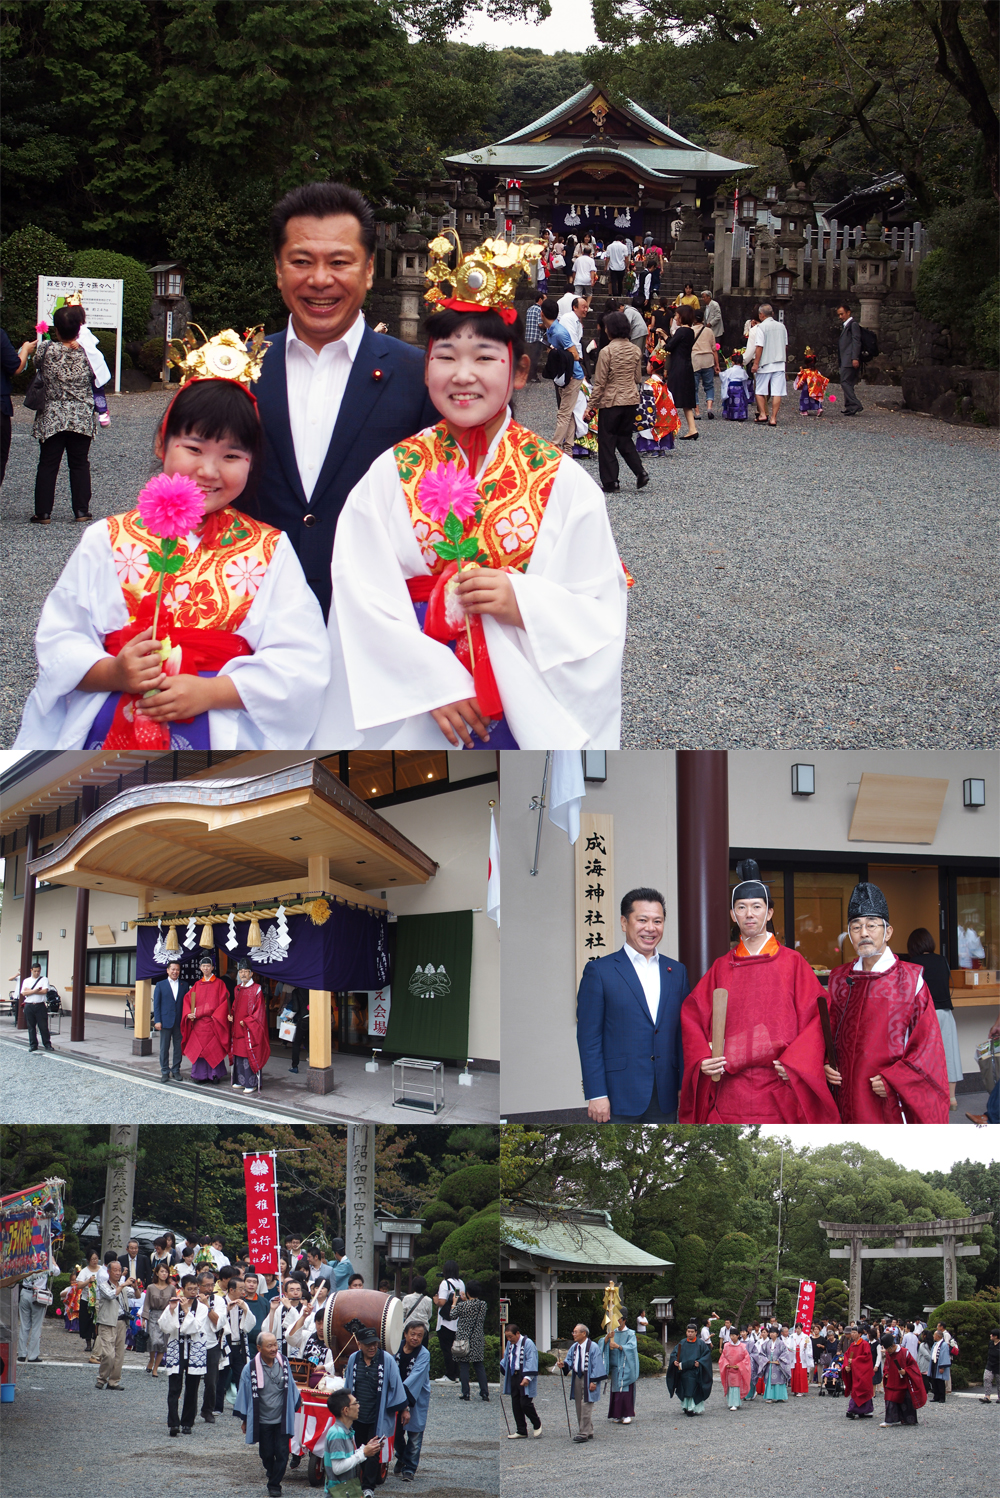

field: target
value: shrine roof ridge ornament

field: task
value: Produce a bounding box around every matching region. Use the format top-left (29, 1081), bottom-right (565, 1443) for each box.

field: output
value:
top-left (495, 84), bottom-right (705, 152)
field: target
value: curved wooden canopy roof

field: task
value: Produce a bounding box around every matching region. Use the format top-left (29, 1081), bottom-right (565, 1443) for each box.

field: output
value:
top-left (27, 758), bottom-right (437, 900)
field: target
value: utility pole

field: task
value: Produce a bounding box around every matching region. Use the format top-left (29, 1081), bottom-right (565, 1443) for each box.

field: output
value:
top-left (774, 1143), bottom-right (785, 1309)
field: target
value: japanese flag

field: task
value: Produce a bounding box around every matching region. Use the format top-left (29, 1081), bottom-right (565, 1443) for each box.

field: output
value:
top-left (487, 810), bottom-right (501, 929)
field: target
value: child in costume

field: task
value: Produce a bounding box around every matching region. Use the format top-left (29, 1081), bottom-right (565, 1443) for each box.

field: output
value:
top-left (719, 357), bottom-right (751, 420)
top-left (635, 350), bottom-right (680, 455)
top-left (314, 232), bottom-right (628, 751)
top-left (14, 328), bottom-right (330, 749)
top-left (794, 346), bottom-right (830, 413)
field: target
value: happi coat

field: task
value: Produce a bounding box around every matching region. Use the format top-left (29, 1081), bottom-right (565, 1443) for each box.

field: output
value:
top-left (598, 1327), bottom-right (640, 1394)
top-left (562, 1337), bottom-right (607, 1403)
top-left (180, 978), bottom-right (231, 1069)
top-left (667, 1337), bottom-right (713, 1403)
top-left (679, 938), bottom-right (839, 1124)
top-left (230, 982), bottom-right (271, 1071)
top-left (842, 1338), bottom-right (874, 1405)
top-left (826, 950), bottom-right (950, 1123)
top-left (14, 506), bottom-right (330, 750)
top-left (160, 1298), bottom-right (210, 1374)
top-left (397, 1343), bottom-right (431, 1432)
top-left (315, 414), bottom-right (628, 750)
top-left (719, 1340), bottom-right (752, 1398)
top-left (234, 1350), bottom-right (302, 1442)
top-left (344, 1349), bottom-right (408, 1439)
top-left (501, 1335), bottom-right (539, 1400)
top-left (882, 1346), bottom-right (927, 1408)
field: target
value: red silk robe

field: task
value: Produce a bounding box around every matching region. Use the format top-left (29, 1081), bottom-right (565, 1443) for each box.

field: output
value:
top-left (719, 1341), bottom-right (752, 1398)
top-left (230, 983), bottom-right (271, 1072)
top-left (826, 955), bottom-right (950, 1123)
top-left (679, 943), bottom-right (840, 1124)
top-left (883, 1347), bottom-right (927, 1408)
top-left (842, 1338), bottom-right (874, 1405)
top-left (180, 978), bottom-right (231, 1068)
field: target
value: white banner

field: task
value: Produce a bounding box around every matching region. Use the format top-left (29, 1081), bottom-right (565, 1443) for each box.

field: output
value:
top-left (367, 986), bottom-right (391, 1038)
top-left (36, 276), bottom-right (125, 392)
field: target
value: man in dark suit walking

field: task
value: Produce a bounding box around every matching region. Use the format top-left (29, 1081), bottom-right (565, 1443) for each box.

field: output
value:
top-left (256, 181), bottom-right (439, 619)
top-left (576, 886), bottom-right (688, 1123)
top-left (153, 959), bottom-right (185, 1082)
top-left (836, 303), bottom-right (863, 415)
top-left (119, 1238), bottom-right (152, 1286)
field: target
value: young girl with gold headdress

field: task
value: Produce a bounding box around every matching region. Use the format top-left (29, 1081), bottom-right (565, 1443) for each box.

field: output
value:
top-left (313, 235), bottom-right (628, 750)
top-left (14, 329), bottom-right (330, 749)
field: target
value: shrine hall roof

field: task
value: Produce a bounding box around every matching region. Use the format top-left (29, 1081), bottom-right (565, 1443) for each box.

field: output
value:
top-left (502, 1205), bottom-right (671, 1273)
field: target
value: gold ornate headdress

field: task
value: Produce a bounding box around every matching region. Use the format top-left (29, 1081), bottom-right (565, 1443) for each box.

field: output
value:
top-left (167, 323), bottom-right (270, 388)
top-left (424, 229), bottom-right (544, 324)
top-left (64, 290), bottom-right (85, 307)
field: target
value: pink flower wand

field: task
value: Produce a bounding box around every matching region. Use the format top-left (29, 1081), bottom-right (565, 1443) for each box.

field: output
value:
top-left (135, 473), bottom-right (205, 686)
top-left (418, 461), bottom-right (482, 665)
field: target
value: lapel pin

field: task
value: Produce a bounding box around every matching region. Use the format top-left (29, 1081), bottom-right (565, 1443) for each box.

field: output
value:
top-left (372, 369), bottom-right (383, 381)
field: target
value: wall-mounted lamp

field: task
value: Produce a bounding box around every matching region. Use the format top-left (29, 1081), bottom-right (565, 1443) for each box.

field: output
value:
top-left (120, 922), bottom-right (129, 931)
top-left (963, 778), bottom-right (986, 808)
top-left (88, 925), bottom-right (95, 935)
top-left (36, 931), bottom-right (42, 940)
top-left (59, 929), bottom-right (67, 938)
top-left (791, 763), bottom-right (815, 796)
top-left (583, 751), bottom-right (607, 782)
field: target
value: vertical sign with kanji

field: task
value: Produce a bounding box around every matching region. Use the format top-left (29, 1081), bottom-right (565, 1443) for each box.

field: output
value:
top-left (345, 1125), bottom-right (375, 1293)
top-left (242, 1152), bottom-right (279, 1273)
top-left (574, 813), bottom-right (615, 989)
top-left (793, 1279), bottom-right (816, 1333)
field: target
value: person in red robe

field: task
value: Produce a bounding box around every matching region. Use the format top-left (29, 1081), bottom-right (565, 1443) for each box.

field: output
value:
top-left (789, 1324), bottom-right (810, 1395)
top-left (879, 1333), bottom-right (927, 1426)
top-left (825, 882), bottom-right (950, 1124)
top-left (842, 1326), bottom-right (874, 1418)
top-left (230, 961), bottom-right (271, 1094)
top-left (180, 956), bottom-right (231, 1083)
top-left (719, 1335), bottom-right (752, 1410)
top-left (678, 859), bottom-right (839, 1124)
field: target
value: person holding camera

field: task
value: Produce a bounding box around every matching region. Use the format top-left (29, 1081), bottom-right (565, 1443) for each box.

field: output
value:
top-left (21, 962), bottom-right (54, 1052)
top-left (94, 1259), bottom-right (136, 1390)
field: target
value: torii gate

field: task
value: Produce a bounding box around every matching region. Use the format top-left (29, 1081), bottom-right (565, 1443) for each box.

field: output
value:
top-left (819, 1214), bottom-right (991, 1325)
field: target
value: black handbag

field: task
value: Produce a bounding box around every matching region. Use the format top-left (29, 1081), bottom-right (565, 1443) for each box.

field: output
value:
top-left (23, 371), bottom-right (45, 412)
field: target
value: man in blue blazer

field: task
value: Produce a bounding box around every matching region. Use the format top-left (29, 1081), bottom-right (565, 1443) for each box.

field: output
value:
top-left (152, 959), bottom-right (185, 1082)
top-left (576, 886), bottom-right (688, 1123)
top-left (257, 181), bottom-right (439, 619)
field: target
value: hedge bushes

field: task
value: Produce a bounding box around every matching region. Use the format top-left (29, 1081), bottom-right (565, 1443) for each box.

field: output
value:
top-left (0, 225), bottom-right (73, 339)
top-left (930, 1299), bottom-right (999, 1390)
top-left (72, 249), bottom-right (152, 343)
top-left (637, 1353), bottom-right (662, 1377)
top-left (437, 1163), bottom-right (499, 1212)
top-left (427, 1332), bottom-right (501, 1382)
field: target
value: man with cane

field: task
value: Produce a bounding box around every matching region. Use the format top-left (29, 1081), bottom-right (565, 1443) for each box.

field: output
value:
top-left (501, 1323), bottom-right (542, 1439)
top-left (556, 1323), bottom-right (606, 1442)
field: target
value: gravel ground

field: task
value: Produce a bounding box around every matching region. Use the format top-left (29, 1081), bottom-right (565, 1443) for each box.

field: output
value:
top-left (2, 384), bottom-right (996, 748)
top-left (2, 1323), bottom-right (499, 1497)
top-left (0, 1036), bottom-right (289, 1124)
top-left (502, 1374), bottom-right (996, 1497)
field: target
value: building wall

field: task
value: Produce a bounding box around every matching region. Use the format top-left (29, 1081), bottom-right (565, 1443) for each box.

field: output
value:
top-left (499, 750), bottom-right (678, 1115)
top-left (0, 875), bottom-right (139, 1019)
top-left (368, 778), bottom-right (500, 1065)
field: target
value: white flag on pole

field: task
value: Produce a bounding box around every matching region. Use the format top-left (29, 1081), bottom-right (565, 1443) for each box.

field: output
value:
top-left (487, 809), bottom-right (501, 928)
top-left (548, 751), bottom-right (586, 844)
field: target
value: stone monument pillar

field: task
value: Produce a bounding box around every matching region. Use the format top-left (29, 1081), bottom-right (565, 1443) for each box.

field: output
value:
top-left (346, 1125), bottom-right (376, 1292)
top-left (101, 1125), bottom-right (138, 1261)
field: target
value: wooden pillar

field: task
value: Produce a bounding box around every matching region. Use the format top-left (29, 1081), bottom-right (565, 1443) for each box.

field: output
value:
top-left (70, 788), bottom-right (97, 1043)
top-left (17, 814), bottom-right (40, 1028)
top-left (132, 885), bottom-right (153, 1055)
top-left (676, 752), bottom-right (730, 987)
top-left (307, 853), bottom-right (334, 1094)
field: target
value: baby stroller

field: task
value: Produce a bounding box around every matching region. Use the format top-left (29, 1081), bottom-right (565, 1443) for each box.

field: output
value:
top-left (819, 1358), bottom-right (844, 1397)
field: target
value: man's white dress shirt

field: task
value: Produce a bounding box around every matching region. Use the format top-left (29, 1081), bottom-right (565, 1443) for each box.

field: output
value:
top-left (285, 312), bottom-right (366, 501)
top-left (623, 941), bottom-right (661, 1023)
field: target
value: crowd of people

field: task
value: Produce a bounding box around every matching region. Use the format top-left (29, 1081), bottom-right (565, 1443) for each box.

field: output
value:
top-left (44, 1230), bottom-right (489, 1494)
top-left (499, 1308), bottom-right (994, 1444)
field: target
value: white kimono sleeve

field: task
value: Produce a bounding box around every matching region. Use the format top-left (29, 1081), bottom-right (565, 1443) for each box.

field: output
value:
top-left (313, 447), bottom-right (626, 750)
top-left (78, 325), bottom-right (112, 388)
top-left (14, 519), bottom-right (128, 749)
top-left (212, 531), bottom-right (331, 748)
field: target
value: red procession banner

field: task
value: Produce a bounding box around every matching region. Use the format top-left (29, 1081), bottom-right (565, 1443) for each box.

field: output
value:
top-left (242, 1152), bottom-right (279, 1274)
top-left (794, 1279), bottom-right (817, 1332)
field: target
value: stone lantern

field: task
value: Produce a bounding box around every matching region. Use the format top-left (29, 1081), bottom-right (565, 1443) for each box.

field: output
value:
top-left (854, 217), bottom-right (897, 339)
top-left (651, 1295), bottom-right (675, 1360)
top-left (394, 208), bottom-right (429, 346)
top-left (456, 176), bottom-right (489, 254)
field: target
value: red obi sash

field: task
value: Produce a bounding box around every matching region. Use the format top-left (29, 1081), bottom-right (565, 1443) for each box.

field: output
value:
top-left (100, 592), bottom-right (252, 749)
top-left (405, 566), bottom-right (503, 718)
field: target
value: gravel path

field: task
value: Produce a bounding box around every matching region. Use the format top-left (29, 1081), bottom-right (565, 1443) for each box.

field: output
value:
top-left (2, 1329), bottom-right (499, 1497)
top-left (502, 1374), bottom-right (995, 1497)
top-left (2, 384), bottom-right (996, 748)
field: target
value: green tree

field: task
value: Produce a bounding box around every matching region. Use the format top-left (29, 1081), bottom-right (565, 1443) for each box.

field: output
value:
top-left (0, 224), bottom-right (72, 337)
top-left (71, 249), bottom-right (153, 342)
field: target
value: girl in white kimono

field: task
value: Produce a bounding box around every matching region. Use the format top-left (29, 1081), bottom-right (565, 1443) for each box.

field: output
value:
top-left (315, 243), bottom-right (628, 751)
top-left (14, 341), bottom-right (330, 750)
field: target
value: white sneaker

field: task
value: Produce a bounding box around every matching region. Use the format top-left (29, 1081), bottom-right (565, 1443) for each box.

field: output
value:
top-left (622, 1416), bottom-right (632, 1424)
top-left (434, 1375), bottom-right (452, 1384)
top-left (244, 1085), bottom-right (258, 1094)
top-left (532, 1426), bottom-right (543, 1437)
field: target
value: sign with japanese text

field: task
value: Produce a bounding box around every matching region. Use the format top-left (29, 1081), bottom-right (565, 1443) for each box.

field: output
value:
top-left (574, 813), bottom-right (615, 989)
top-left (367, 986), bottom-right (391, 1038)
top-left (36, 276), bottom-right (126, 392)
top-left (794, 1279), bottom-right (816, 1333)
top-left (242, 1152), bottom-right (279, 1274)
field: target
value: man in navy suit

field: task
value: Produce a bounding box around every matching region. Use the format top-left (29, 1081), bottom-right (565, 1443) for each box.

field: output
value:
top-left (256, 181), bottom-right (439, 619)
top-left (153, 959), bottom-right (185, 1082)
top-left (576, 886), bottom-right (688, 1123)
